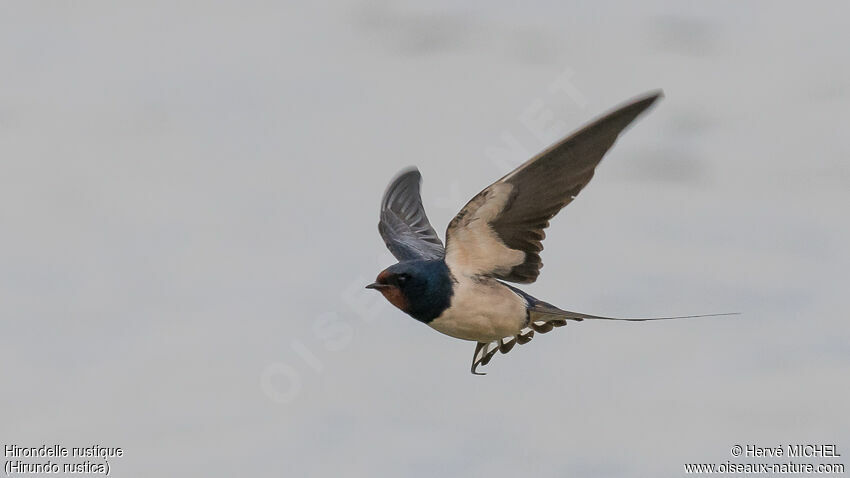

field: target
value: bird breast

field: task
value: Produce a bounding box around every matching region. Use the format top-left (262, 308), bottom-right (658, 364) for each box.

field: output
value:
top-left (428, 276), bottom-right (527, 342)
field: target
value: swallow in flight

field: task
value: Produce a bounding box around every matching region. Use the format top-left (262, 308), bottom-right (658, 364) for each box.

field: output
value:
top-left (367, 91), bottom-right (732, 374)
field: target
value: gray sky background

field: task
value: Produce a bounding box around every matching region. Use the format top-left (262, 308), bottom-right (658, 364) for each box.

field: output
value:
top-left (1, 2), bottom-right (848, 477)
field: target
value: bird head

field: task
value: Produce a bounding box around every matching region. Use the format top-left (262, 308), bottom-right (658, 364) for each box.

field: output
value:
top-left (365, 260), bottom-right (453, 320)
top-left (365, 263), bottom-right (419, 313)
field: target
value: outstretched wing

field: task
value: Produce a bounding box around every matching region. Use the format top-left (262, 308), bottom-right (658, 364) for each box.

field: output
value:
top-left (445, 92), bottom-right (662, 283)
top-left (378, 168), bottom-right (445, 261)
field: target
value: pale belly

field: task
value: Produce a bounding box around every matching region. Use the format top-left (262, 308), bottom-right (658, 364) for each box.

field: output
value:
top-left (428, 277), bottom-right (528, 342)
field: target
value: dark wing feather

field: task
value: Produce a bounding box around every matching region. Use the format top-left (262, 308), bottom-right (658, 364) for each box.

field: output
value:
top-left (446, 91), bottom-right (662, 283)
top-left (378, 168), bottom-right (445, 261)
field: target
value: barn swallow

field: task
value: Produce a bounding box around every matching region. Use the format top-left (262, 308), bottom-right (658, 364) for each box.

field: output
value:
top-left (367, 91), bottom-right (733, 374)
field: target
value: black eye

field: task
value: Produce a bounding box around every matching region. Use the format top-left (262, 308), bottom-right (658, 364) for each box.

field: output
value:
top-left (396, 274), bottom-right (408, 285)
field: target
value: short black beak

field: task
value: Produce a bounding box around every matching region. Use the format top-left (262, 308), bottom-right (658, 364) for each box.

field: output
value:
top-left (365, 282), bottom-right (386, 290)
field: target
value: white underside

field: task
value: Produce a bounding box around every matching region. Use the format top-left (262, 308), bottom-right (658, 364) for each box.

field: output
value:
top-left (428, 274), bottom-right (528, 342)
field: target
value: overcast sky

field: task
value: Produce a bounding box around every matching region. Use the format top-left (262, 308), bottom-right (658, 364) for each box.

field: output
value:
top-left (1, 2), bottom-right (848, 477)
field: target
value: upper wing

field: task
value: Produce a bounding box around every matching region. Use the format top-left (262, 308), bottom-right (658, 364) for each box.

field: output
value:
top-left (378, 168), bottom-right (445, 261)
top-left (445, 91), bottom-right (662, 283)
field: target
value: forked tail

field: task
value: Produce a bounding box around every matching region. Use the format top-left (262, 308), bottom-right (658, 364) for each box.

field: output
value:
top-left (558, 311), bottom-right (740, 321)
top-left (470, 308), bottom-right (739, 375)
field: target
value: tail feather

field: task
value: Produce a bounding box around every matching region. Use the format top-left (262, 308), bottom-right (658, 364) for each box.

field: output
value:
top-left (544, 308), bottom-right (740, 322)
top-left (470, 302), bottom-right (738, 375)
